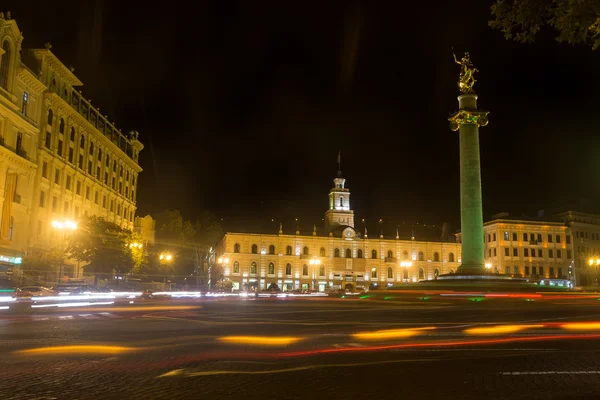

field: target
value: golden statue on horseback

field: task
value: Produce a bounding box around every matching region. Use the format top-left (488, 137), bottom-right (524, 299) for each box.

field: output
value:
top-left (453, 52), bottom-right (479, 93)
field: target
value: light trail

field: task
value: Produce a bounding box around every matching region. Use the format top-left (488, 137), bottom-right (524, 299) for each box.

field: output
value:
top-left (13, 345), bottom-right (136, 355)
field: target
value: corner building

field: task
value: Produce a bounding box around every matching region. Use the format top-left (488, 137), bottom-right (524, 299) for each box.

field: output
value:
top-left (0, 15), bottom-right (143, 276)
top-left (216, 170), bottom-right (462, 291)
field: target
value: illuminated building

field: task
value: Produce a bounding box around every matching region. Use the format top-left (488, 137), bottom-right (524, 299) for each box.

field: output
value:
top-left (216, 167), bottom-right (462, 292)
top-left (0, 15), bottom-right (143, 277)
top-left (482, 216), bottom-right (574, 283)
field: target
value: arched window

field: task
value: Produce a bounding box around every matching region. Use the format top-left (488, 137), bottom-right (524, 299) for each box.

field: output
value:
top-left (418, 268), bottom-right (425, 280)
top-left (357, 249), bottom-right (363, 258)
top-left (403, 269), bottom-right (409, 279)
top-left (320, 247), bottom-right (326, 257)
top-left (418, 251), bottom-right (424, 261)
top-left (233, 261), bottom-right (240, 273)
top-left (319, 265), bottom-right (325, 276)
top-left (334, 248), bottom-right (340, 257)
top-left (387, 250), bottom-right (393, 258)
top-left (371, 268), bottom-right (377, 278)
top-left (70, 127), bottom-right (75, 142)
top-left (47, 109), bottom-right (54, 126)
top-left (80, 135), bottom-right (85, 149)
top-left (434, 269), bottom-right (440, 279)
top-left (346, 248), bottom-right (352, 258)
top-left (371, 249), bottom-right (377, 259)
top-left (286, 246), bottom-right (292, 255)
top-left (269, 245), bottom-right (275, 255)
top-left (251, 244), bottom-right (258, 254)
top-left (285, 263), bottom-right (292, 275)
top-left (234, 243), bottom-right (240, 253)
top-left (303, 246), bottom-right (309, 256)
top-left (250, 262), bottom-right (257, 274)
top-left (0, 41), bottom-right (11, 89)
top-left (302, 264), bottom-right (308, 276)
top-left (403, 251), bottom-right (409, 260)
top-left (433, 252), bottom-right (440, 262)
top-left (59, 119), bottom-right (65, 134)
top-left (89, 141), bottom-right (94, 155)
top-left (449, 252), bottom-right (455, 262)
top-left (268, 263), bottom-right (275, 275)
top-left (387, 267), bottom-right (393, 279)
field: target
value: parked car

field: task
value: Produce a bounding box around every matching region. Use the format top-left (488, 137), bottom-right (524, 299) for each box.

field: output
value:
top-left (15, 286), bottom-right (55, 298)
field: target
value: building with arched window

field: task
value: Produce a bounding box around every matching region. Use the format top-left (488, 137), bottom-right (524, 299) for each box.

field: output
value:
top-left (215, 164), bottom-right (464, 291)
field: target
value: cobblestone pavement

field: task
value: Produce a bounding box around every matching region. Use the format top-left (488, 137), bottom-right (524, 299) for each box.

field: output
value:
top-left (3, 297), bottom-right (600, 399)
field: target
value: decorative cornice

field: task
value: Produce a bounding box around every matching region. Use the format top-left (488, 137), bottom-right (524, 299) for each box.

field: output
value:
top-left (17, 66), bottom-right (47, 93)
top-left (448, 109), bottom-right (489, 131)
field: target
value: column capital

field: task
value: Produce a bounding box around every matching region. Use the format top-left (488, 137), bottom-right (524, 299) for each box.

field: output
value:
top-left (448, 110), bottom-right (489, 131)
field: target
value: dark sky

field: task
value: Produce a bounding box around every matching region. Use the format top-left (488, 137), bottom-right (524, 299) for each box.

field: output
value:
top-left (7, 1), bottom-right (600, 235)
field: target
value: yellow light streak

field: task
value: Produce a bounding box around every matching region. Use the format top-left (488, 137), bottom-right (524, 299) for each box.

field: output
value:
top-left (464, 324), bottom-right (543, 335)
top-left (561, 323), bottom-right (600, 330)
top-left (13, 345), bottom-right (136, 356)
top-left (219, 336), bottom-right (302, 346)
top-left (352, 327), bottom-right (435, 340)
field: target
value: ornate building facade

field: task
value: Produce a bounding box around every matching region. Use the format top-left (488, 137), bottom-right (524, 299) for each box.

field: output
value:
top-left (216, 169), bottom-right (462, 291)
top-left (0, 14), bottom-right (143, 277)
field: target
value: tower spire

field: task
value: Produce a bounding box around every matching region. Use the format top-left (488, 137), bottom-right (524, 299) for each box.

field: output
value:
top-left (337, 150), bottom-right (342, 178)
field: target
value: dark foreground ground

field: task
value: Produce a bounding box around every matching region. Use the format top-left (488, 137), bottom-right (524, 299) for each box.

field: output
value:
top-left (3, 293), bottom-right (600, 399)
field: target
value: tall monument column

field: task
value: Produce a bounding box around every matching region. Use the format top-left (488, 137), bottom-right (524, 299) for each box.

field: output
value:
top-left (449, 52), bottom-right (489, 273)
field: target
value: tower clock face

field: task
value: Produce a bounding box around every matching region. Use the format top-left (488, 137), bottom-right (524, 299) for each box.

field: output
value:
top-left (343, 228), bottom-right (355, 238)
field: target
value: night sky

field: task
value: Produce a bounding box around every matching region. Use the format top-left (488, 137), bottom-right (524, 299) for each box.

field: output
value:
top-left (7, 1), bottom-right (600, 235)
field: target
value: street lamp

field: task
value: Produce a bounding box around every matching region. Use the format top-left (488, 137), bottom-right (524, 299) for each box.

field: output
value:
top-left (588, 258), bottom-right (600, 287)
top-left (159, 253), bottom-right (173, 262)
top-left (51, 219), bottom-right (77, 283)
top-left (485, 262), bottom-right (492, 269)
top-left (128, 242), bottom-right (143, 249)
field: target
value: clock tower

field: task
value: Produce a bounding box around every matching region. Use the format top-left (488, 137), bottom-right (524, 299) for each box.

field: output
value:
top-left (324, 153), bottom-right (355, 235)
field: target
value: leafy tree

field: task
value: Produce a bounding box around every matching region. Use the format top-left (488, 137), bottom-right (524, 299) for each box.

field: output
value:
top-left (489, 0), bottom-right (600, 49)
top-left (66, 216), bottom-right (137, 274)
top-left (194, 211), bottom-right (223, 250)
top-left (22, 250), bottom-right (63, 275)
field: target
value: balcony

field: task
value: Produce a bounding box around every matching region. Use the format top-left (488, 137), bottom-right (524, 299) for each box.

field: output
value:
top-left (529, 240), bottom-right (539, 245)
top-left (385, 257), bottom-right (397, 263)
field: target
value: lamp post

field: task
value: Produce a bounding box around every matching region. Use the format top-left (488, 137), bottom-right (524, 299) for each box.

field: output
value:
top-left (588, 258), bottom-right (600, 287)
top-left (51, 219), bottom-right (77, 283)
top-left (309, 257), bottom-right (321, 291)
top-left (217, 256), bottom-right (229, 290)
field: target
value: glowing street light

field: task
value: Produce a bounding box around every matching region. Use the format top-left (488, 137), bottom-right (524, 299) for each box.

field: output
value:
top-left (159, 253), bottom-right (173, 262)
top-left (217, 257), bottom-right (229, 264)
top-left (128, 242), bottom-right (143, 249)
top-left (589, 258), bottom-right (600, 266)
top-left (52, 219), bottom-right (77, 231)
top-left (485, 263), bottom-right (492, 269)
top-left (309, 258), bottom-right (321, 265)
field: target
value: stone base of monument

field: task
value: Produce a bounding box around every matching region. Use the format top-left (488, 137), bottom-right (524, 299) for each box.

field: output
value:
top-left (435, 272), bottom-right (524, 282)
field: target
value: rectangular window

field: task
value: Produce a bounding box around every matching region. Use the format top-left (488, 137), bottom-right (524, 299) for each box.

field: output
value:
top-left (88, 160), bottom-right (92, 175)
top-left (78, 154), bottom-right (83, 169)
top-left (512, 232), bottom-right (517, 241)
top-left (103, 195), bottom-right (107, 208)
top-left (548, 234), bottom-right (552, 243)
top-left (112, 177), bottom-right (115, 189)
top-left (504, 247), bottom-right (509, 256)
top-left (57, 140), bottom-right (63, 157)
top-left (132, 176), bottom-right (136, 187)
top-left (110, 199), bottom-right (114, 212)
top-left (549, 267), bottom-right (554, 277)
top-left (549, 249), bottom-right (553, 258)
top-left (106, 156), bottom-right (110, 167)
top-left (54, 168), bottom-right (60, 184)
top-left (524, 248), bottom-right (529, 257)
top-left (531, 249), bottom-right (535, 257)
top-left (131, 190), bottom-right (135, 201)
top-left (523, 233), bottom-right (528, 241)
top-left (95, 191), bottom-right (99, 204)
top-left (65, 175), bottom-right (71, 191)
top-left (537, 233), bottom-right (542, 242)
top-left (125, 187), bottom-right (129, 197)
top-left (493, 248), bottom-right (497, 256)
top-left (566, 236), bottom-right (571, 244)
top-left (525, 266), bottom-right (530, 275)
top-left (85, 186), bottom-right (90, 200)
top-left (52, 196), bottom-right (58, 212)
top-left (567, 250), bottom-right (572, 258)
top-left (76, 181), bottom-right (81, 195)
top-left (557, 249), bottom-right (562, 258)
top-left (493, 233), bottom-right (496, 241)
top-left (513, 266), bottom-right (519, 275)
top-left (130, 211), bottom-right (133, 222)
top-left (45, 132), bottom-right (51, 149)
top-left (119, 166), bottom-right (123, 177)
top-left (505, 266), bottom-right (510, 274)
top-left (42, 161), bottom-right (47, 178)
top-left (532, 266), bottom-right (537, 275)
top-left (539, 266), bottom-right (544, 277)
top-left (504, 231), bottom-right (509, 241)
top-left (537, 249), bottom-right (542, 257)
top-left (21, 92), bottom-right (28, 115)
top-left (104, 172), bottom-right (108, 185)
top-left (39, 191), bottom-right (45, 207)
top-left (513, 248), bottom-right (518, 256)
top-left (68, 147), bottom-right (74, 163)
top-left (119, 182), bottom-right (122, 194)
top-left (556, 235), bottom-right (561, 243)
top-left (113, 160), bottom-right (116, 172)
top-left (117, 204), bottom-right (121, 215)
top-left (96, 166), bottom-right (100, 180)
top-left (487, 234), bottom-right (490, 242)
top-left (488, 249), bottom-right (491, 257)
